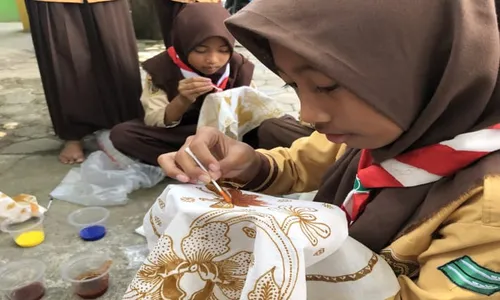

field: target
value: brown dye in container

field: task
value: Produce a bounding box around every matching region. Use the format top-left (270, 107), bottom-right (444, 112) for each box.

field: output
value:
top-left (75, 273), bottom-right (109, 299)
top-left (74, 260), bottom-right (112, 299)
top-left (10, 282), bottom-right (45, 300)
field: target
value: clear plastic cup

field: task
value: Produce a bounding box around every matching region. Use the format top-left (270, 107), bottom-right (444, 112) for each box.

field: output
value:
top-left (0, 216), bottom-right (45, 248)
top-left (0, 259), bottom-right (46, 300)
top-left (67, 207), bottom-right (109, 241)
top-left (61, 253), bottom-right (112, 299)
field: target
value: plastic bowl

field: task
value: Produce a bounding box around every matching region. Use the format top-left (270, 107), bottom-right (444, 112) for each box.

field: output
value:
top-left (0, 216), bottom-right (45, 248)
top-left (61, 252), bottom-right (112, 299)
top-left (0, 259), bottom-right (46, 300)
top-left (67, 207), bottom-right (109, 241)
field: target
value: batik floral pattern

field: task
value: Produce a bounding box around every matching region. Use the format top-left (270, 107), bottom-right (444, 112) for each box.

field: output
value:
top-left (125, 185), bottom-right (342, 300)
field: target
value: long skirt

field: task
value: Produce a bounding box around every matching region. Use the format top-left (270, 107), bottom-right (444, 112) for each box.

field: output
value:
top-left (152, 0), bottom-right (184, 48)
top-left (109, 115), bottom-right (309, 166)
top-left (25, 0), bottom-right (143, 141)
top-left (110, 119), bottom-right (197, 166)
top-left (109, 119), bottom-right (260, 166)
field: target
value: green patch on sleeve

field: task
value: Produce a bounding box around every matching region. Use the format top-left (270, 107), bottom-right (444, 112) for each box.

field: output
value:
top-left (439, 256), bottom-right (500, 296)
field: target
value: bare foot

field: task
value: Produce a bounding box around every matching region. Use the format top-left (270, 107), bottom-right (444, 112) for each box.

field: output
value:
top-left (59, 140), bottom-right (85, 164)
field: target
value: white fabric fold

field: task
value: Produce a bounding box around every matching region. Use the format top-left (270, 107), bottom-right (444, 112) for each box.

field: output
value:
top-left (198, 86), bottom-right (285, 140)
top-left (124, 184), bottom-right (400, 300)
top-left (0, 192), bottom-right (46, 224)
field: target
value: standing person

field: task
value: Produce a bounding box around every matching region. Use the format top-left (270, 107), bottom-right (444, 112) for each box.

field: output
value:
top-left (153, 0), bottom-right (220, 48)
top-left (24, 0), bottom-right (143, 164)
top-left (159, 0), bottom-right (500, 298)
top-left (110, 3), bottom-right (254, 166)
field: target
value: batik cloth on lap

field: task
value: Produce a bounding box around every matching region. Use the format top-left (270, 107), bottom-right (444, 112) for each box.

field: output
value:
top-left (124, 184), bottom-right (400, 300)
top-left (198, 86), bottom-right (285, 141)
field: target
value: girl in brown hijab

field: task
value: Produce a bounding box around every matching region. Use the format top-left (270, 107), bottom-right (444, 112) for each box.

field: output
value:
top-left (110, 3), bottom-right (254, 166)
top-left (159, 0), bottom-right (500, 298)
top-left (24, 0), bottom-right (143, 164)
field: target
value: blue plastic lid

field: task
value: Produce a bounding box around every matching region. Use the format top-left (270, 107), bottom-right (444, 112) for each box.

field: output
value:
top-left (79, 225), bottom-right (106, 241)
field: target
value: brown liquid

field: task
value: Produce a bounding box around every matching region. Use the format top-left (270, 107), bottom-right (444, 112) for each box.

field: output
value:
top-left (10, 282), bottom-right (45, 300)
top-left (75, 273), bottom-right (109, 299)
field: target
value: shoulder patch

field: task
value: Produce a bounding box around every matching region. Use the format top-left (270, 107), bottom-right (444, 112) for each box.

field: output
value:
top-left (438, 256), bottom-right (500, 296)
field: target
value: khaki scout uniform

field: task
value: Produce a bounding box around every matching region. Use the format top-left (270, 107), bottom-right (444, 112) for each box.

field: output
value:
top-left (225, 131), bottom-right (500, 299)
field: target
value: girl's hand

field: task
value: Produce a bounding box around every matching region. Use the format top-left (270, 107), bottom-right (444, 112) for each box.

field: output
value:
top-left (158, 127), bottom-right (261, 184)
top-left (178, 77), bottom-right (214, 103)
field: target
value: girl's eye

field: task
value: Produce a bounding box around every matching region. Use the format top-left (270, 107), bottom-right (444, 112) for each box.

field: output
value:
top-left (194, 48), bottom-right (207, 54)
top-left (316, 84), bottom-right (339, 93)
top-left (219, 48), bottom-right (230, 53)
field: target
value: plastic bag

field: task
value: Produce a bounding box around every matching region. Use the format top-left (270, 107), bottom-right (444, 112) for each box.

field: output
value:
top-left (50, 151), bottom-right (164, 206)
top-left (96, 130), bottom-right (136, 168)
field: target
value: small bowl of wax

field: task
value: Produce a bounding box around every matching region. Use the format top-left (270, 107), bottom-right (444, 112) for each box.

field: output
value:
top-left (1, 215), bottom-right (45, 248)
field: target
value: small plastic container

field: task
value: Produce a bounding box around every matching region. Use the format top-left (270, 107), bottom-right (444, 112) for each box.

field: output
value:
top-left (1, 216), bottom-right (45, 248)
top-left (0, 259), bottom-right (46, 300)
top-left (68, 207), bottom-right (109, 241)
top-left (61, 253), bottom-right (112, 299)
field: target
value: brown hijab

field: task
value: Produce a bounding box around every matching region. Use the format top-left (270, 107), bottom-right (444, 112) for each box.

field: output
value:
top-left (226, 0), bottom-right (500, 252)
top-left (143, 3), bottom-right (254, 101)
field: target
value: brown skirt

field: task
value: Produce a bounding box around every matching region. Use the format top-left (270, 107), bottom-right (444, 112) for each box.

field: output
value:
top-left (109, 119), bottom-right (260, 166)
top-left (110, 119), bottom-right (197, 166)
top-left (109, 116), bottom-right (309, 166)
top-left (153, 0), bottom-right (184, 48)
top-left (25, 0), bottom-right (143, 140)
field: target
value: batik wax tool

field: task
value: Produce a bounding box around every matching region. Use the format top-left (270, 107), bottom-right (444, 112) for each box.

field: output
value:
top-left (185, 147), bottom-right (232, 203)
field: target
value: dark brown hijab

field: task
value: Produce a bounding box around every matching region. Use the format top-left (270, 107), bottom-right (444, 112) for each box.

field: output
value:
top-left (143, 3), bottom-right (254, 101)
top-left (226, 0), bottom-right (500, 252)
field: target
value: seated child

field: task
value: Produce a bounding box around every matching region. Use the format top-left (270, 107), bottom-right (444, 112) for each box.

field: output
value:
top-left (158, 0), bottom-right (500, 298)
top-left (110, 3), bottom-right (255, 166)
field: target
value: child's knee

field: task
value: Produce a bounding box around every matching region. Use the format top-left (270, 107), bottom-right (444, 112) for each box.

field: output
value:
top-left (257, 117), bottom-right (289, 140)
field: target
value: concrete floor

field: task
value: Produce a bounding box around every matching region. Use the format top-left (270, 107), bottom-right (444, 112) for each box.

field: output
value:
top-left (0, 23), bottom-right (299, 299)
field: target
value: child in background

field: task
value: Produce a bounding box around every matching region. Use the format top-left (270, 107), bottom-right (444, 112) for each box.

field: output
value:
top-left (110, 3), bottom-right (254, 166)
top-left (24, 0), bottom-right (142, 164)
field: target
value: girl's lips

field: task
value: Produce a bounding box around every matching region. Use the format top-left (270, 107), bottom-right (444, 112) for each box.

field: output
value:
top-left (204, 66), bottom-right (219, 72)
top-left (326, 133), bottom-right (348, 144)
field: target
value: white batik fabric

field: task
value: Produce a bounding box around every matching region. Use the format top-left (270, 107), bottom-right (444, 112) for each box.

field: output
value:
top-left (0, 192), bottom-right (46, 224)
top-left (124, 184), bottom-right (400, 300)
top-left (197, 86), bottom-right (285, 141)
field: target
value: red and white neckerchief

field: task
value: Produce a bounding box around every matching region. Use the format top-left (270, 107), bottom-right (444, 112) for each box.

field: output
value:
top-left (341, 123), bottom-right (500, 224)
top-left (167, 46), bottom-right (230, 92)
